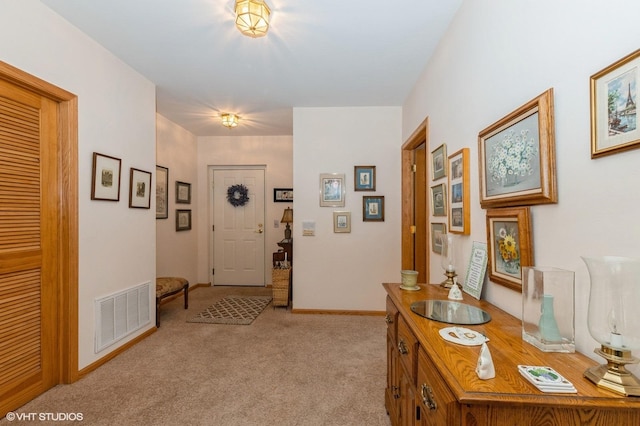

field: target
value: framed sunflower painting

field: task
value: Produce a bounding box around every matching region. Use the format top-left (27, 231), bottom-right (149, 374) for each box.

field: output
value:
top-left (485, 207), bottom-right (533, 291)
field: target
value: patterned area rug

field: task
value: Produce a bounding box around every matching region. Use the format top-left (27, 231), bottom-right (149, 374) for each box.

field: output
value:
top-left (187, 296), bottom-right (272, 325)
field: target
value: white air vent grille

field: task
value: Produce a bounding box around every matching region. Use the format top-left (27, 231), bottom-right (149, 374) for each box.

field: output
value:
top-left (95, 281), bottom-right (151, 353)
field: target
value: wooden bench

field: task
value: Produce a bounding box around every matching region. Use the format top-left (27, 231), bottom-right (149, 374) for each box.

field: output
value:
top-left (156, 277), bottom-right (189, 327)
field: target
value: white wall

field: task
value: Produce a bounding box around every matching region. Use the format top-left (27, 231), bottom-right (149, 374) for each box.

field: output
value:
top-left (0, 0), bottom-right (157, 368)
top-left (196, 135), bottom-right (293, 285)
top-left (293, 107), bottom-right (402, 311)
top-left (156, 114), bottom-right (198, 286)
top-left (404, 0), bottom-right (640, 367)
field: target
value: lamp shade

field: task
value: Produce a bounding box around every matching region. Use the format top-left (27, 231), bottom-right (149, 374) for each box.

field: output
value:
top-left (280, 207), bottom-right (293, 223)
top-left (235, 0), bottom-right (271, 38)
top-left (582, 256), bottom-right (640, 350)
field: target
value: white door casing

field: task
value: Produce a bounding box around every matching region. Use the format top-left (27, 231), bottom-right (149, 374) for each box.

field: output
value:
top-left (211, 168), bottom-right (265, 286)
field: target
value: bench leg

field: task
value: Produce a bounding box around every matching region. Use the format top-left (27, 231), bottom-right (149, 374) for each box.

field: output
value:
top-left (183, 284), bottom-right (189, 309)
top-left (156, 297), bottom-right (161, 328)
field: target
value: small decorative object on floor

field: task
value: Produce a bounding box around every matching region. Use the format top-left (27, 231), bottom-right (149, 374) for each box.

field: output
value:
top-left (476, 342), bottom-right (495, 380)
top-left (448, 280), bottom-right (463, 300)
top-left (518, 365), bottom-right (577, 393)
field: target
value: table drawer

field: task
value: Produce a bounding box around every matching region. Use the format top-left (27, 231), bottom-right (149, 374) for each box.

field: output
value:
top-left (385, 296), bottom-right (399, 340)
top-left (416, 347), bottom-right (459, 425)
top-left (397, 314), bottom-right (418, 383)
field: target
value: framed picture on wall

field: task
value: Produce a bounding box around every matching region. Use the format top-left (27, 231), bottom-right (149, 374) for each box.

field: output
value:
top-left (176, 209), bottom-right (192, 231)
top-left (156, 165), bottom-right (169, 219)
top-left (319, 173), bottom-right (345, 207)
top-left (590, 49), bottom-right (640, 158)
top-left (176, 181), bottom-right (191, 204)
top-left (430, 223), bottom-right (446, 254)
top-left (485, 207), bottom-right (533, 292)
top-left (333, 211), bottom-right (351, 233)
top-left (91, 152), bottom-right (121, 201)
top-left (447, 148), bottom-right (470, 234)
top-left (363, 196), bottom-right (384, 221)
top-left (478, 89), bottom-right (557, 208)
top-left (129, 168), bottom-right (152, 209)
top-left (354, 165), bottom-right (376, 191)
top-left (274, 188), bottom-right (293, 202)
top-left (431, 144), bottom-right (447, 181)
top-left (431, 183), bottom-right (446, 217)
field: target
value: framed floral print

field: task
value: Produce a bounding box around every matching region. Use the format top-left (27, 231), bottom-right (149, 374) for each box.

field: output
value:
top-left (175, 181), bottom-right (191, 204)
top-left (485, 207), bottom-right (533, 292)
top-left (590, 49), bottom-right (640, 158)
top-left (354, 165), bottom-right (376, 191)
top-left (447, 148), bottom-right (470, 234)
top-left (478, 89), bottom-right (557, 208)
top-left (320, 173), bottom-right (345, 207)
top-left (176, 209), bottom-right (192, 231)
top-left (156, 165), bottom-right (168, 219)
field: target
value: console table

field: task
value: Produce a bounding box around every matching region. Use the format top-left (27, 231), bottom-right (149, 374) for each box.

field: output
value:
top-left (383, 282), bottom-right (640, 426)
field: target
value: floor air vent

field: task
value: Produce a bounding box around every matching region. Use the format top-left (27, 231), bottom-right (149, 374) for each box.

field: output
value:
top-left (95, 281), bottom-right (151, 353)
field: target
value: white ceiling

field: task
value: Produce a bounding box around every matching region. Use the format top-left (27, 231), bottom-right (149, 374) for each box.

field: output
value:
top-left (40, 0), bottom-right (462, 136)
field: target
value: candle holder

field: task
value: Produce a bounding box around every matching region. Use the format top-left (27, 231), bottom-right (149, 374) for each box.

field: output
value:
top-left (440, 234), bottom-right (457, 288)
top-left (582, 256), bottom-right (640, 396)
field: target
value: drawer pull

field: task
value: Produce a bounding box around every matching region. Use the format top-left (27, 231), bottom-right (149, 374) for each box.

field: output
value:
top-left (398, 339), bottom-right (409, 355)
top-left (421, 384), bottom-right (438, 411)
top-left (385, 314), bottom-right (393, 324)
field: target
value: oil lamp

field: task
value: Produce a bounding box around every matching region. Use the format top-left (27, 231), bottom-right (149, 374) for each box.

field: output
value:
top-left (582, 256), bottom-right (640, 396)
top-left (440, 234), bottom-right (457, 288)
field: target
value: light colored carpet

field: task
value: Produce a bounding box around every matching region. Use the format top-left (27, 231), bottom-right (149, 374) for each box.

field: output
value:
top-left (187, 295), bottom-right (272, 325)
top-left (2, 286), bottom-right (391, 426)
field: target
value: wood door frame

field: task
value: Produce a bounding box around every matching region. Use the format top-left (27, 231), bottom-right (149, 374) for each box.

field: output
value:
top-left (401, 117), bottom-right (429, 275)
top-left (0, 61), bottom-right (79, 384)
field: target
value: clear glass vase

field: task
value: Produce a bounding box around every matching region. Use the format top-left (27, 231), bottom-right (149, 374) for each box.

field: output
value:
top-left (522, 266), bottom-right (575, 353)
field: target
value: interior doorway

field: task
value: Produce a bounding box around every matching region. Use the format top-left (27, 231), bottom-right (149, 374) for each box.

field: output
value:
top-left (209, 167), bottom-right (266, 286)
top-left (401, 117), bottom-right (429, 283)
top-left (0, 62), bottom-right (78, 417)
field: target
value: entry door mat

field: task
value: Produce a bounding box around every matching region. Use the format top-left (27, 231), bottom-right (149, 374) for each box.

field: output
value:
top-left (187, 296), bottom-right (272, 325)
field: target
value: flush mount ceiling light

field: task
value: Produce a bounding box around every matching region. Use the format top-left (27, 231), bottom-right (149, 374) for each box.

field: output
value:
top-left (235, 0), bottom-right (271, 38)
top-left (221, 113), bottom-right (239, 128)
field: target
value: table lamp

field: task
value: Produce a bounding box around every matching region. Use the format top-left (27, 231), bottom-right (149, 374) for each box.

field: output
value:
top-left (440, 234), bottom-right (457, 288)
top-left (280, 207), bottom-right (293, 240)
top-left (582, 256), bottom-right (640, 396)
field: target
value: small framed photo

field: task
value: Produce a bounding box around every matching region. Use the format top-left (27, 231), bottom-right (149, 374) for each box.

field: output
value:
top-left (431, 183), bottom-right (446, 217)
top-left (156, 165), bottom-right (169, 219)
top-left (590, 49), bottom-right (640, 158)
top-left (91, 152), bottom-right (121, 201)
top-left (129, 168), bottom-right (152, 209)
top-left (320, 173), bottom-right (346, 207)
top-left (431, 143), bottom-right (447, 181)
top-left (176, 181), bottom-right (191, 204)
top-left (447, 148), bottom-right (470, 234)
top-left (363, 196), bottom-right (384, 221)
top-left (176, 209), bottom-right (192, 231)
top-left (430, 223), bottom-right (446, 254)
top-left (478, 89), bottom-right (557, 208)
top-left (485, 207), bottom-right (533, 292)
top-left (333, 211), bottom-right (351, 233)
top-left (354, 165), bottom-right (376, 191)
top-left (274, 188), bottom-right (293, 202)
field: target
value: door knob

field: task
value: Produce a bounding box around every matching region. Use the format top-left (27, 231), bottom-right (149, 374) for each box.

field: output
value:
top-left (256, 223), bottom-right (264, 233)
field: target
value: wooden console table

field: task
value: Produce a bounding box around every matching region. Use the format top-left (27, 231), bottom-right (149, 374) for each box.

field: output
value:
top-left (383, 282), bottom-right (640, 425)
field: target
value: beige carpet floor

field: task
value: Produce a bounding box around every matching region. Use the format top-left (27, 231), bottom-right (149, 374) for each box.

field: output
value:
top-left (3, 286), bottom-right (391, 426)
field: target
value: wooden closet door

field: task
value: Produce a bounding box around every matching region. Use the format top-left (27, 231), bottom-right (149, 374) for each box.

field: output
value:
top-left (0, 78), bottom-right (59, 414)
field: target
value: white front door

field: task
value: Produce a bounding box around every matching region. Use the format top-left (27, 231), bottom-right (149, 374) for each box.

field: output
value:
top-left (212, 168), bottom-right (265, 286)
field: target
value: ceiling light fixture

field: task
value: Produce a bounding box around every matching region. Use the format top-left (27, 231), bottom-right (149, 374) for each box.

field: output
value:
top-left (221, 113), bottom-right (239, 128)
top-left (235, 0), bottom-right (271, 38)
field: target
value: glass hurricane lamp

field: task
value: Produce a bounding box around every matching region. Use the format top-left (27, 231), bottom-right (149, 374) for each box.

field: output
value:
top-left (582, 256), bottom-right (640, 396)
top-left (440, 234), bottom-right (457, 288)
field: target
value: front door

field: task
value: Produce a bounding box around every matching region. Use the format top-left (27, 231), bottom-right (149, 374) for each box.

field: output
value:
top-left (212, 168), bottom-right (265, 286)
top-left (0, 78), bottom-right (59, 415)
